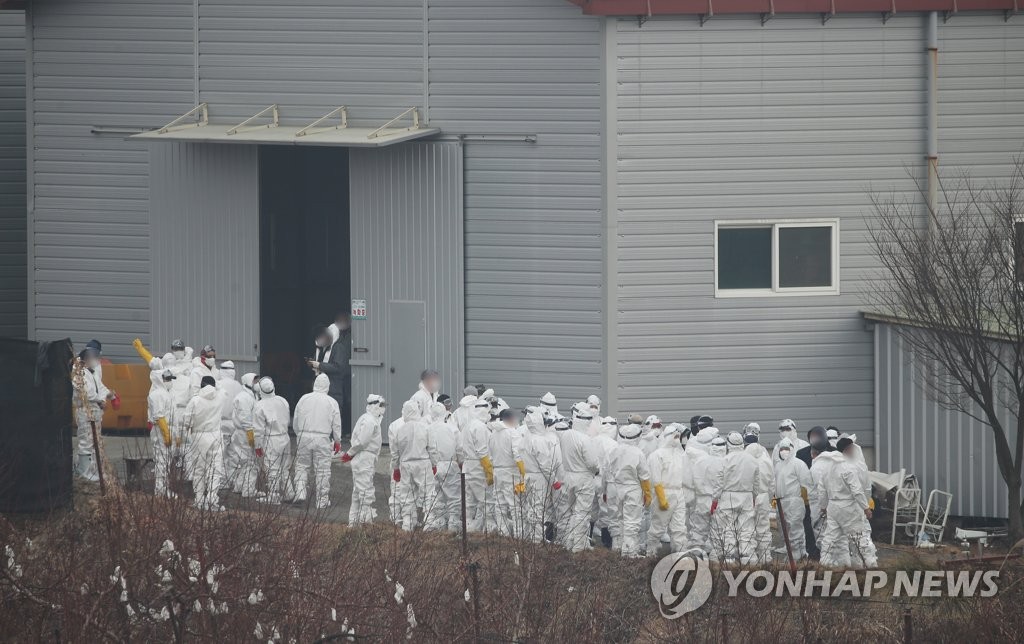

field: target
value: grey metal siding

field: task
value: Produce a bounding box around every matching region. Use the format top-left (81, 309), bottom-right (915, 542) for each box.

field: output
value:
top-left (429, 0), bottom-right (604, 405)
top-left (614, 15), bottom-right (931, 441)
top-left (938, 13), bottom-right (1024, 179)
top-left (0, 10), bottom-right (25, 338)
top-left (349, 141), bottom-right (464, 427)
top-left (197, 0), bottom-right (425, 126)
top-left (149, 143), bottom-right (259, 369)
top-left (28, 0), bottom-right (194, 359)
top-left (875, 322), bottom-right (1017, 519)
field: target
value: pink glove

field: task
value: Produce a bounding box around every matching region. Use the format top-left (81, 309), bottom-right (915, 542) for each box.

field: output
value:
top-left (255, 448), bottom-right (264, 458)
top-left (710, 499), bottom-right (719, 515)
top-left (432, 466), bottom-right (437, 476)
top-left (340, 452), bottom-right (353, 463)
top-left (552, 481), bottom-right (562, 491)
top-left (393, 469), bottom-right (401, 483)
top-left (333, 441), bottom-right (341, 455)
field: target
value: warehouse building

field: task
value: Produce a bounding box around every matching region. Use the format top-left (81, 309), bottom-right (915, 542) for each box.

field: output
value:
top-left (3, 0), bottom-right (1022, 516)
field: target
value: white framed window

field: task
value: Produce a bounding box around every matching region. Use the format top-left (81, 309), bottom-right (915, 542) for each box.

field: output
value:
top-left (714, 219), bottom-right (840, 297)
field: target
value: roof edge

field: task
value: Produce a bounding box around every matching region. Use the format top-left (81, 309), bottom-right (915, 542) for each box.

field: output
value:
top-left (567, 0), bottom-right (1018, 16)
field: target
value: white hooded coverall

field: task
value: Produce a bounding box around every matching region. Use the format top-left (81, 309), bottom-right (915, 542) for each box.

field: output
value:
top-left (426, 402), bottom-right (463, 532)
top-left (555, 416), bottom-right (602, 552)
top-left (486, 419), bottom-right (525, 537)
top-left (346, 401), bottom-right (384, 525)
top-left (146, 371), bottom-right (176, 497)
top-left (646, 433), bottom-right (694, 555)
top-left (73, 362), bottom-right (109, 480)
top-left (746, 441), bottom-right (775, 564)
top-left (391, 401), bottom-right (440, 531)
top-left (817, 450), bottom-right (871, 568)
top-left (292, 373), bottom-right (341, 508)
top-left (460, 402), bottom-right (493, 533)
top-left (520, 409), bottom-right (563, 543)
top-left (711, 440), bottom-right (761, 563)
top-left (605, 430), bottom-right (651, 557)
top-left (229, 376), bottom-right (258, 495)
top-left (773, 439), bottom-right (813, 561)
top-left (253, 383), bottom-right (293, 503)
top-left (182, 384), bottom-right (225, 510)
top-left (689, 439), bottom-right (726, 551)
top-left (217, 365), bottom-right (243, 471)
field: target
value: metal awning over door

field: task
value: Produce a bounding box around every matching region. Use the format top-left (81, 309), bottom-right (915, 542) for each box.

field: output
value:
top-left (132, 104), bottom-right (439, 148)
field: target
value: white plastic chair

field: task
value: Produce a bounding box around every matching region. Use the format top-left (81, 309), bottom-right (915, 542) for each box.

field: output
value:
top-left (907, 489), bottom-right (953, 544)
top-left (889, 470), bottom-right (924, 544)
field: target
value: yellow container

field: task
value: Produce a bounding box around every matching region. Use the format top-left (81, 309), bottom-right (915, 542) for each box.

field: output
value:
top-left (100, 362), bottom-right (152, 432)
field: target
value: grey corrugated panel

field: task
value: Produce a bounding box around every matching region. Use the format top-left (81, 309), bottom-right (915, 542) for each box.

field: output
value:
top-left (28, 0), bottom-right (194, 359)
top-left (939, 14), bottom-right (1024, 178)
top-left (349, 142), bottom-right (464, 430)
top-left (613, 14), bottom-right (934, 436)
top-left (429, 0), bottom-right (603, 408)
top-left (0, 10), bottom-right (24, 338)
top-left (149, 143), bottom-right (259, 360)
top-left (875, 323), bottom-right (1017, 519)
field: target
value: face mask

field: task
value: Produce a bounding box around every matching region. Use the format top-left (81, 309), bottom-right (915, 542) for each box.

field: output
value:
top-left (205, 358), bottom-right (216, 369)
top-left (173, 350), bottom-right (185, 360)
top-left (370, 404), bottom-right (385, 418)
top-left (779, 449), bottom-right (791, 461)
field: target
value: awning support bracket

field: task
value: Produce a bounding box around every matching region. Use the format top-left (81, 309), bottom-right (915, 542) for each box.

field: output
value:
top-left (761, 0), bottom-right (775, 25)
top-left (700, 0), bottom-right (714, 26)
top-left (296, 106), bottom-right (349, 138)
top-left (157, 103), bottom-right (209, 134)
top-left (944, 0), bottom-right (958, 22)
top-left (822, 0), bottom-right (836, 24)
top-left (1007, 0), bottom-right (1018, 21)
top-left (368, 107), bottom-right (422, 139)
top-left (227, 104), bottom-right (279, 135)
top-left (881, 0), bottom-right (896, 24)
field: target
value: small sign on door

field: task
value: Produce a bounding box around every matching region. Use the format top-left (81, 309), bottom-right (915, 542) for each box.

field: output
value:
top-left (351, 299), bottom-right (367, 320)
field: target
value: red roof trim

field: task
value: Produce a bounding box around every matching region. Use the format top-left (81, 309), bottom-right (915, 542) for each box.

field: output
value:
top-left (566, 0), bottom-right (1018, 16)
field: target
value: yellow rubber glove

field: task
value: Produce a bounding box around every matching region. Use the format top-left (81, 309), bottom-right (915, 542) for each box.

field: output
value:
top-left (800, 486), bottom-right (809, 505)
top-left (480, 456), bottom-right (495, 486)
top-left (132, 338), bottom-right (154, 364)
top-left (869, 497), bottom-right (875, 510)
top-left (156, 417), bottom-right (172, 447)
top-left (640, 479), bottom-right (652, 508)
top-left (654, 483), bottom-right (669, 511)
top-left (513, 481), bottom-right (526, 495)
top-left (770, 497), bottom-right (777, 509)
top-left (516, 459), bottom-right (526, 479)
top-left (246, 429), bottom-right (255, 448)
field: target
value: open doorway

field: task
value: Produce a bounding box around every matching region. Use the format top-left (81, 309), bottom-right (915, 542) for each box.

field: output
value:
top-left (258, 146), bottom-right (350, 410)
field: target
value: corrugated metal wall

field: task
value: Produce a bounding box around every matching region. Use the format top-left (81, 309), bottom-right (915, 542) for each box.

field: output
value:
top-left (939, 13), bottom-right (1024, 180)
top-left (875, 322), bottom-right (1018, 519)
top-left (197, 0), bottom-right (425, 126)
top-left (0, 10), bottom-right (25, 338)
top-left (429, 0), bottom-right (604, 406)
top-left (349, 141), bottom-right (463, 426)
top-left (27, 0), bottom-right (194, 359)
top-left (613, 15), bottom-right (931, 441)
top-left (149, 143), bottom-right (259, 371)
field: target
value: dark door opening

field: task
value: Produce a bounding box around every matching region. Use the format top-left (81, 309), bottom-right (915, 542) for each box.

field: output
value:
top-left (259, 146), bottom-right (350, 410)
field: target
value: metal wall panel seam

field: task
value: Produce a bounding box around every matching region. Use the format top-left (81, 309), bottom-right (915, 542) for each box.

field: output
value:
top-left (24, 4), bottom-right (33, 339)
top-left (601, 17), bottom-right (618, 418)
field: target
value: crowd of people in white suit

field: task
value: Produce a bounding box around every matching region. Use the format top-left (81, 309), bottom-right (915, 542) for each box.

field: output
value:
top-left (72, 339), bottom-right (878, 569)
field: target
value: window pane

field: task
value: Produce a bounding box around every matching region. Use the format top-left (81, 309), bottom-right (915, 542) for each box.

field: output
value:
top-left (778, 226), bottom-right (832, 288)
top-left (718, 227), bottom-right (771, 290)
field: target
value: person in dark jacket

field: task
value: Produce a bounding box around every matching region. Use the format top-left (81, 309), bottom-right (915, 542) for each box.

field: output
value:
top-left (796, 425), bottom-right (833, 559)
top-left (307, 318), bottom-right (351, 437)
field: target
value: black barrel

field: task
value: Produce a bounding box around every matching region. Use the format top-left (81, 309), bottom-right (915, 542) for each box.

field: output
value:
top-left (0, 337), bottom-right (74, 513)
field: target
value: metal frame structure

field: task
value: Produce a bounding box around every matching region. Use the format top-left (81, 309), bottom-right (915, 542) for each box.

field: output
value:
top-left (227, 104), bottom-right (279, 136)
top-left (157, 102), bottom-right (208, 134)
top-left (295, 106), bottom-right (348, 137)
top-left (368, 107), bottom-right (422, 139)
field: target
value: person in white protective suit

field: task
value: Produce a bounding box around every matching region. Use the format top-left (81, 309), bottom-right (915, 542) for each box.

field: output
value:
top-left (485, 408), bottom-right (527, 536)
top-left (646, 424), bottom-right (694, 556)
top-left (539, 391), bottom-right (559, 420)
top-left (585, 395), bottom-right (603, 436)
top-left (817, 438), bottom-right (875, 567)
top-left (291, 373), bottom-right (341, 508)
top-left (590, 416), bottom-right (620, 546)
top-left (228, 373), bottom-right (258, 495)
top-left (520, 407), bottom-right (563, 543)
top-left (773, 438), bottom-right (813, 561)
top-left (182, 376), bottom-right (226, 511)
top-left (391, 400), bottom-right (441, 531)
top-left (253, 377), bottom-right (293, 504)
top-left (73, 347), bottom-right (113, 481)
top-left (425, 401), bottom-right (463, 531)
top-left (340, 394), bottom-right (386, 525)
top-left (743, 422), bottom-right (775, 564)
top-left (189, 345), bottom-right (220, 398)
top-left (638, 415), bottom-right (663, 458)
top-left (710, 432), bottom-right (761, 563)
top-left (836, 436), bottom-right (878, 567)
top-left (386, 411), bottom-right (406, 524)
top-left (216, 361), bottom-right (243, 480)
top-left (826, 426), bottom-right (840, 449)
top-left (410, 369), bottom-right (441, 419)
top-left (459, 398), bottom-right (494, 532)
top-left (452, 393), bottom-right (476, 431)
top-left (147, 369), bottom-right (177, 497)
top-left (773, 418), bottom-right (809, 461)
top-left (604, 422), bottom-right (652, 557)
top-left (690, 435), bottom-right (727, 551)
top-left (164, 350), bottom-right (192, 455)
top-left (555, 406), bottom-right (602, 552)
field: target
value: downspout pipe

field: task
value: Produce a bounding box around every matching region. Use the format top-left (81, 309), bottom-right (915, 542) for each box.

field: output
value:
top-left (926, 11), bottom-right (939, 224)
